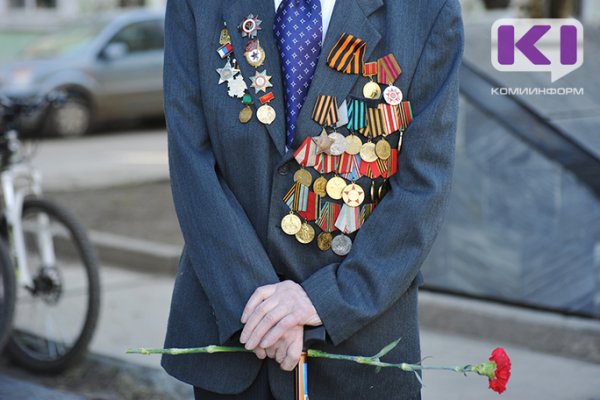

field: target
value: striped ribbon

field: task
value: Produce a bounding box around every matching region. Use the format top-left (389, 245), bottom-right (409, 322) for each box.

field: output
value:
top-left (362, 61), bottom-right (377, 77)
top-left (378, 103), bottom-right (400, 135)
top-left (359, 159), bottom-right (382, 179)
top-left (337, 153), bottom-right (353, 174)
top-left (347, 98), bottom-right (366, 131)
top-left (283, 182), bottom-right (310, 212)
top-left (294, 137), bottom-right (318, 167)
top-left (312, 95), bottom-right (339, 127)
top-left (360, 203), bottom-right (374, 225)
top-left (336, 100), bottom-right (349, 128)
top-left (326, 32), bottom-right (366, 74)
top-left (380, 149), bottom-right (398, 178)
top-left (298, 191), bottom-right (320, 221)
top-left (377, 54), bottom-right (402, 85)
top-left (335, 204), bottom-right (361, 234)
top-left (359, 107), bottom-right (385, 138)
top-left (314, 153), bottom-right (340, 174)
top-left (396, 100), bottom-right (413, 131)
top-left (317, 201), bottom-right (341, 233)
top-left (342, 154), bottom-right (362, 181)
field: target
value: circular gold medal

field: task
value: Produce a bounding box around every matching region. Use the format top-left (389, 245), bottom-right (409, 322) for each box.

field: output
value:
top-left (239, 106), bottom-right (252, 123)
top-left (281, 213), bottom-right (302, 235)
top-left (345, 135), bottom-right (362, 155)
top-left (363, 81), bottom-right (382, 99)
top-left (360, 142), bottom-right (378, 162)
top-left (342, 183), bottom-right (365, 208)
top-left (294, 168), bottom-right (313, 186)
top-left (317, 232), bottom-right (333, 251)
top-left (375, 139), bottom-right (392, 160)
top-left (326, 176), bottom-right (347, 200)
top-left (257, 104), bottom-right (276, 125)
top-left (245, 44), bottom-right (266, 68)
top-left (295, 222), bottom-right (315, 244)
top-left (313, 176), bottom-right (328, 197)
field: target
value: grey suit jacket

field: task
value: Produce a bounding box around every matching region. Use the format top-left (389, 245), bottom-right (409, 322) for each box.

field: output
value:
top-left (160, 0), bottom-right (463, 398)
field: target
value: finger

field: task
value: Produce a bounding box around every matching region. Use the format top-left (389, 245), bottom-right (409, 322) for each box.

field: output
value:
top-left (280, 334), bottom-right (303, 371)
top-left (254, 347), bottom-right (267, 359)
top-left (244, 305), bottom-right (291, 350)
top-left (259, 314), bottom-right (299, 348)
top-left (240, 297), bottom-right (279, 344)
top-left (266, 345), bottom-right (277, 359)
top-left (275, 338), bottom-right (288, 365)
top-left (241, 284), bottom-right (277, 324)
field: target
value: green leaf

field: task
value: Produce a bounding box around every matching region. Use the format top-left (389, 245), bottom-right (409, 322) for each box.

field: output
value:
top-left (372, 337), bottom-right (402, 359)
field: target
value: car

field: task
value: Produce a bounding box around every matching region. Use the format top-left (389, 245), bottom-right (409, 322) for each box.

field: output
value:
top-left (0, 9), bottom-right (165, 138)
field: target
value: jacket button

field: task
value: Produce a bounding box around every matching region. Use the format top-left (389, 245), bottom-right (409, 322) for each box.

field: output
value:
top-left (278, 164), bottom-right (290, 175)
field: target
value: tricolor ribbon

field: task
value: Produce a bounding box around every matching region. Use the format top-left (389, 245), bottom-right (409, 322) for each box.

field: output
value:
top-left (314, 153), bottom-right (340, 174)
top-left (294, 137), bottom-right (318, 167)
top-left (342, 153), bottom-right (362, 181)
top-left (377, 54), bottom-right (402, 85)
top-left (347, 98), bottom-right (367, 131)
top-left (378, 103), bottom-right (400, 135)
top-left (326, 33), bottom-right (366, 75)
top-left (312, 95), bottom-right (339, 127)
top-left (359, 107), bottom-right (385, 138)
top-left (283, 182), bottom-right (310, 212)
top-left (396, 101), bottom-right (413, 131)
top-left (317, 201), bottom-right (341, 233)
top-left (335, 204), bottom-right (361, 234)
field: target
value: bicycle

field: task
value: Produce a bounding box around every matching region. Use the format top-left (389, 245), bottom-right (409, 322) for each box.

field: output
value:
top-left (0, 92), bottom-right (101, 373)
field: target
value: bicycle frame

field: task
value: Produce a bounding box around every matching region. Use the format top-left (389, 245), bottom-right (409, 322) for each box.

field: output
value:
top-left (1, 131), bottom-right (56, 290)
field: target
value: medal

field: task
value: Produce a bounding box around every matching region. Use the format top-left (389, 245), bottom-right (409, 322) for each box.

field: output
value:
top-left (239, 14), bottom-right (262, 39)
top-left (294, 168), bottom-right (313, 186)
top-left (294, 137), bottom-right (318, 168)
top-left (331, 234), bottom-right (352, 256)
top-left (317, 232), bottom-right (333, 251)
top-left (227, 75), bottom-right (247, 98)
top-left (219, 27), bottom-right (231, 45)
top-left (341, 154), bottom-right (362, 181)
top-left (239, 93), bottom-right (253, 123)
top-left (342, 183), bottom-right (365, 208)
top-left (313, 176), bottom-right (328, 197)
top-left (360, 142), bottom-right (377, 162)
top-left (328, 131), bottom-right (347, 156)
top-left (257, 92), bottom-right (276, 124)
top-left (383, 85), bottom-right (403, 105)
top-left (281, 213), bottom-right (302, 235)
top-left (217, 60), bottom-right (239, 84)
top-left (347, 98), bottom-right (366, 131)
top-left (326, 33), bottom-right (366, 74)
top-left (345, 134), bottom-right (362, 155)
top-left (250, 70), bottom-right (273, 93)
top-left (375, 139), bottom-right (392, 160)
top-left (397, 101), bottom-right (413, 131)
top-left (312, 95), bottom-right (340, 127)
top-left (295, 222), bottom-right (315, 244)
top-left (379, 103), bottom-right (400, 135)
top-left (335, 204), bottom-right (361, 234)
top-left (217, 42), bottom-right (234, 58)
top-left (362, 81), bottom-right (381, 99)
top-left (326, 176), bottom-right (347, 199)
top-left (313, 128), bottom-right (334, 154)
top-left (244, 40), bottom-right (266, 68)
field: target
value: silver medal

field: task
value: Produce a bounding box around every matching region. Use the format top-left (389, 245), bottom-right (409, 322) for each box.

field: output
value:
top-left (331, 234), bottom-right (352, 256)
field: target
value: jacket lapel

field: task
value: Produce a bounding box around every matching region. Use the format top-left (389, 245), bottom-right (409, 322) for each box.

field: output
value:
top-left (287, 0), bottom-right (384, 158)
top-left (224, 0), bottom-right (287, 155)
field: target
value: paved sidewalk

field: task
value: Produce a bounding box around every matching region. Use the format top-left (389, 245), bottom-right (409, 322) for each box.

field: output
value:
top-left (0, 375), bottom-right (84, 400)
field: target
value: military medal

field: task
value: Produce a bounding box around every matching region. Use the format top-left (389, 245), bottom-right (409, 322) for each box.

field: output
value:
top-left (257, 92), bottom-right (276, 124)
top-left (383, 85), bottom-right (403, 105)
top-left (250, 70), bottom-right (273, 93)
top-left (336, 100), bottom-right (349, 128)
top-left (219, 27), bottom-right (231, 45)
top-left (360, 141), bottom-right (377, 162)
top-left (331, 234), bottom-right (352, 256)
top-left (244, 40), bottom-right (266, 68)
top-left (239, 14), bottom-right (262, 39)
top-left (294, 168), bottom-right (313, 186)
top-left (362, 61), bottom-right (381, 99)
top-left (313, 128), bottom-right (334, 154)
top-left (326, 176), bottom-right (347, 200)
top-left (328, 131), bottom-right (347, 156)
top-left (345, 134), bottom-right (362, 155)
top-left (317, 232), bottom-right (333, 251)
top-left (379, 103), bottom-right (400, 135)
top-left (216, 59), bottom-right (239, 84)
top-left (294, 137), bottom-right (318, 167)
top-left (375, 139), bottom-right (392, 160)
top-left (227, 75), bottom-right (247, 98)
top-left (316, 201), bottom-right (340, 251)
top-left (377, 54), bottom-right (403, 106)
top-left (239, 94), bottom-right (253, 123)
top-left (313, 176), bottom-right (328, 197)
top-left (342, 183), bottom-right (365, 208)
top-left (281, 212), bottom-right (302, 235)
top-left (295, 221), bottom-right (315, 244)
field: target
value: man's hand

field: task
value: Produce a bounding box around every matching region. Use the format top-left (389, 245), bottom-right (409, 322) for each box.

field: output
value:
top-left (240, 280), bottom-right (322, 351)
top-left (264, 324), bottom-right (304, 371)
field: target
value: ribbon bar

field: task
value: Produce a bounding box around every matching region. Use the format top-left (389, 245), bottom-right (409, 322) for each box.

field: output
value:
top-left (326, 33), bottom-right (366, 75)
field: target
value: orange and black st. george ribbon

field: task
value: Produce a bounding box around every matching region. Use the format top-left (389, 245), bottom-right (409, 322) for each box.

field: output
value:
top-left (312, 95), bottom-right (339, 126)
top-left (326, 32), bottom-right (366, 74)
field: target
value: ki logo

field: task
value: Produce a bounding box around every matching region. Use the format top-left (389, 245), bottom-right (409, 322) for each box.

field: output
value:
top-left (491, 19), bottom-right (584, 83)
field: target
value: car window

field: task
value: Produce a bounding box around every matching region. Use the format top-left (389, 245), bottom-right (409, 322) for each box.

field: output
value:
top-left (108, 20), bottom-right (164, 55)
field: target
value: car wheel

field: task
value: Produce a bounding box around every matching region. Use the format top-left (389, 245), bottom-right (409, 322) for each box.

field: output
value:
top-left (45, 95), bottom-right (92, 138)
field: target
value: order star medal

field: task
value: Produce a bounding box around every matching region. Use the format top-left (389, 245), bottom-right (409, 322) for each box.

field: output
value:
top-left (216, 60), bottom-right (239, 85)
top-left (227, 75), bottom-right (247, 98)
top-left (250, 70), bottom-right (273, 93)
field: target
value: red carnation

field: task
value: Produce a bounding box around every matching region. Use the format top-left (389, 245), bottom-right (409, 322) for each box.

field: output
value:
top-left (488, 347), bottom-right (511, 394)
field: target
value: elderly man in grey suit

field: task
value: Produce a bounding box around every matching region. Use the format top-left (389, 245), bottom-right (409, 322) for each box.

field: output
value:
top-left (160, 0), bottom-right (463, 398)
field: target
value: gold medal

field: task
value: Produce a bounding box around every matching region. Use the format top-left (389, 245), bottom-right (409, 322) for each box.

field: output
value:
top-left (360, 142), bottom-right (378, 162)
top-left (295, 222), bottom-right (315, 244)
top-left (219, 28), bottom-right (231, 45)
top-left (239, 106), bottom-right (253, 123)
top-left (294, 168), bottom-right (313, 186)
top-left (342, 183), bottom-right (365, 208)
top-left (326, 176), bottom-right (347, 200)
top-left (245, 43), bottom-right (266, 68)
top-left (363, 81), bottom-right (381, 99)
top-left (257, 104), bottom-right (276, 125)
top-left (317, 232), bottom-right (333, 251)
top-left (375, 139), bottom-right (392, 160)
top-left (345, 134), bottom-right (362, 155)
top-left (313, 176), bottom-right (328, 197)
top-left (281, 213), bottom-right (302, 235)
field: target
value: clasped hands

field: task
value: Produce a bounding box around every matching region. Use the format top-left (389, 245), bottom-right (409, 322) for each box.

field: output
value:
top-left (240, 280), bottom-right (322, 371)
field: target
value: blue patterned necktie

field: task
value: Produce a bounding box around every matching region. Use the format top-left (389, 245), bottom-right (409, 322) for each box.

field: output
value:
top-left (274, 0), bottom-right (323, 148)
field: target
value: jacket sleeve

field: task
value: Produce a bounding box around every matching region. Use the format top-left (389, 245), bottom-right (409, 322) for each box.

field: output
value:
top-left (164, 0), bottom-right (280, 346)
top-left (300, 0), bottom-right (464, 347)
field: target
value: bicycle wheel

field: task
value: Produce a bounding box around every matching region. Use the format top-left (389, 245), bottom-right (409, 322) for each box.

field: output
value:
top-left (5, 198), bottom-right (100, 373)
top-left (0, 239), bottom-right (15, 352)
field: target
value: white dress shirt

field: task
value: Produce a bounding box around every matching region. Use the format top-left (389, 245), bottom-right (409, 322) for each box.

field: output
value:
top-left (274, 0), bottom-right (337, 41)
